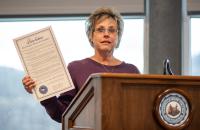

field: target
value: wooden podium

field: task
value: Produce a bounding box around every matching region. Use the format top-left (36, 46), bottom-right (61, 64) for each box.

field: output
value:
top-left (62, 73), bottom-right (200, 130)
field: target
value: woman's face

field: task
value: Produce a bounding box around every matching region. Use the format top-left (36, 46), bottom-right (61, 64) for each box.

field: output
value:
top-left (91, 18), bottom-right (118, 53)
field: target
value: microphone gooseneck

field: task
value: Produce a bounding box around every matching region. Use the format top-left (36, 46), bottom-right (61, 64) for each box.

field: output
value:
top-left (163, 59), bottom-right (174, 75)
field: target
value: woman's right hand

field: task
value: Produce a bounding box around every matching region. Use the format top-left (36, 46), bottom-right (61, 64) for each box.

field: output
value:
top-left (22, 75), bottom-right (36, 94)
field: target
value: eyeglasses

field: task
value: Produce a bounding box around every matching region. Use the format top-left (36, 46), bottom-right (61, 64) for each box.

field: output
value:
top-left (94, 27), bottom-right (118, 34)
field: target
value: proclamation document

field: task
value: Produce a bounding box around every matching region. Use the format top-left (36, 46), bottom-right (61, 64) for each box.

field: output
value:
top-left (14, 26), bottom-right (74, 101)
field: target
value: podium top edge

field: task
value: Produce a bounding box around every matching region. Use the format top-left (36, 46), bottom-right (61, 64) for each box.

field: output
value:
top-left (88, 73), bottom-right (200, 80)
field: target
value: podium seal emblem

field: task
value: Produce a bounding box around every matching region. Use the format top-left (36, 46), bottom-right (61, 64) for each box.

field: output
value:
top-left (154, 88), bottom-right (193, 130)
top-left (39, 85), bottom-right (48, 94)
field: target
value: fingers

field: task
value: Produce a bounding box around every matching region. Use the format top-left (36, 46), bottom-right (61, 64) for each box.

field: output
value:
top-left (22, 75), bottom-right (36, 94)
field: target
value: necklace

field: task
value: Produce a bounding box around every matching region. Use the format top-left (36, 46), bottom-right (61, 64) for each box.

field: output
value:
top-left (101, 64), bottom-right (115, 72)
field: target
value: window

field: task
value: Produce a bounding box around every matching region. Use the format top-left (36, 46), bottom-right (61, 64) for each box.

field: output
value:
top-left (190, 18), bottom-right (200, 75)
top-left (0, 17), bottom-right (144, 130)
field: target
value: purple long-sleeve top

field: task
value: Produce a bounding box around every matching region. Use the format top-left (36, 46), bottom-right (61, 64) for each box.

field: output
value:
top-left (40, 58), bottom-right (140, 122)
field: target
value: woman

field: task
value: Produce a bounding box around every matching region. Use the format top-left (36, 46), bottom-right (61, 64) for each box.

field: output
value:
top-left (22, 7), bottom-right (140, 123)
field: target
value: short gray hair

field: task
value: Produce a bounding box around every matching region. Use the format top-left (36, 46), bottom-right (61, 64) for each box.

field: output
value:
top-left (85, 7), bottom-right (124, 48)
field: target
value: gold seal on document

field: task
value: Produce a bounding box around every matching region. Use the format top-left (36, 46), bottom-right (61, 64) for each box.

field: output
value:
top-left (39, 85), bottom-right (48, 94)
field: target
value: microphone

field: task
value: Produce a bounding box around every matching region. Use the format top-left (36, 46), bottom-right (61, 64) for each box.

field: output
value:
top-left (163, 59), bottom-right (174, 75)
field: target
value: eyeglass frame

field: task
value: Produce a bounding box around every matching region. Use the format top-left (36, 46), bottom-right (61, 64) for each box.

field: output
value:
top-left (93, 27), bottom-right (118, 35)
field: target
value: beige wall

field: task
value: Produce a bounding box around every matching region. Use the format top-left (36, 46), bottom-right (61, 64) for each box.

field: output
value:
top-left (0, 0), bottom-right (144, 15)
top-left (188, 0), bottom-right (200, 12)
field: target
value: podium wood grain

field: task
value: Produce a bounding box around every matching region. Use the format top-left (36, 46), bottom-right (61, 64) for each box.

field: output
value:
top-left (62, 73), bottom-right (200, 130)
